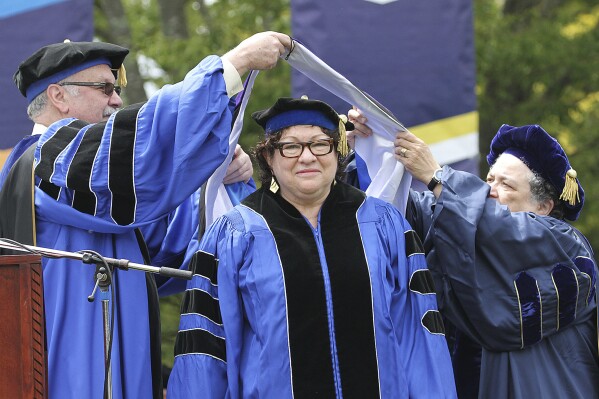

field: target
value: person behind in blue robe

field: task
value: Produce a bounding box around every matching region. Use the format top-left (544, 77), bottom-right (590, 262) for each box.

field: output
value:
top-left (347, 111), bottom-right (599, 398)
top-left (0, 32), bottom-right (291, 399)
top-left (167, 96), bottom-right (457, 398)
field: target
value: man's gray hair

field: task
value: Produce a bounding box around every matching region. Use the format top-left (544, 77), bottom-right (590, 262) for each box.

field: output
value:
top-left (26, 81), bottom-right (80, 121)
top-left (26, 92), bottom-right (48, 120)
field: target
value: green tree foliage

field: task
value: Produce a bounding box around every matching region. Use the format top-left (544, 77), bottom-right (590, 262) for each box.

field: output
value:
top-left (97, 0), bottom-right (291, 150)
top-left (475, 0), bottom-right (599, 246)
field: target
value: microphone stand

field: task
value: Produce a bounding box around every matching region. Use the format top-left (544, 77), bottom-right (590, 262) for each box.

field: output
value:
top-left (86, 255), bottom-right (115, 399)
top-left (0, 240), bottom-right (193, 279)
top-left (0, 239), bottom-right (192, 398)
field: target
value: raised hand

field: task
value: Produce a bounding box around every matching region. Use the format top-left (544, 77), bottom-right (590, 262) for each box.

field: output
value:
top-left (222, 31), bottom-right (291, 76)
top-left (346, 107), bottom-right (373, 149)
top-left (223, 145), bottom-right (253, 184)
top-left (394, 130), bottom-right (441, 185)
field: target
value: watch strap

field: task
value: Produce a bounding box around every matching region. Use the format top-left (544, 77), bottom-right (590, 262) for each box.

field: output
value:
top-left (427, 168), bottom-right (442, 191)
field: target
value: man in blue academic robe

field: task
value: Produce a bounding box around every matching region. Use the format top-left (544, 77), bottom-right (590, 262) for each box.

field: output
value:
top-left (0, 32), bottom-right (290, 399)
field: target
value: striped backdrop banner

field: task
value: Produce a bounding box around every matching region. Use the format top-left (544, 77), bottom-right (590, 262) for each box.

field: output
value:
top-left (290, 0), bottom-right (478, 174)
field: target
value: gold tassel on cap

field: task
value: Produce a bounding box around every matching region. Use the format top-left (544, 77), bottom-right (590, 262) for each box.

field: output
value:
top-left (560, 168), bottom-right (580, 206)
top-left (116, 64), bottom-right (127, 88)
top-left (337, 114), bottom-right (349, 157)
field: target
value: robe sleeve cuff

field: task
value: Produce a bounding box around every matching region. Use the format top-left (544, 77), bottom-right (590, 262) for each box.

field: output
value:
top-left (221, 57), bottom-right (243, 97)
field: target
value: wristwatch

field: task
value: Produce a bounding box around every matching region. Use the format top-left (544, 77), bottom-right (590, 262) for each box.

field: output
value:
top-left (427, 168), bottom-right (443, 191)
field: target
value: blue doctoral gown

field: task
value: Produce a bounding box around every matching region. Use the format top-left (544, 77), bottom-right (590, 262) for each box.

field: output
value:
top-left (168, 182), bottom-right (456, 398)
top-left (406, 166), bottom-right (599, 398)
top-left (0, 55), bottom-right (250, 399)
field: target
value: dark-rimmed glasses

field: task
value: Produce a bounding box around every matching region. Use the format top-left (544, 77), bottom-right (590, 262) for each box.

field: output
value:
top-left (273, 138), bottom-right (335, 158)
top-left (59, 82), bottom-right (121, 96)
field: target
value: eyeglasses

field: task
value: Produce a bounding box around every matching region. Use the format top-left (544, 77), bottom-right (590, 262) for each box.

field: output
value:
top-left (59, 82), bottom-right (121, 96)
top-left (273, 138), bottom-right (335, 158)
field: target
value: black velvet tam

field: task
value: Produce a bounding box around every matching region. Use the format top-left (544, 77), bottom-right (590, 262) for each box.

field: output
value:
top-left (14, 40), bottom-right (128, 101)
top-left (252, 97), bottom-right (354, 135)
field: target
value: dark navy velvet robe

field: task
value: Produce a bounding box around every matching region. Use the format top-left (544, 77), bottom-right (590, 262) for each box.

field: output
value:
top-left (407, 166), bottom-right (599, 398)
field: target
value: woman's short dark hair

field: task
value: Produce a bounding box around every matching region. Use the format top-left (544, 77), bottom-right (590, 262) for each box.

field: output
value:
top-left (251, 126), bottom-right (346, 187)
top-left (529, 171), bottom-right (565, 220)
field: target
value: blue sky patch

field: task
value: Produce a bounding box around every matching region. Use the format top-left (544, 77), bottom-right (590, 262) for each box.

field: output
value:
top-left (0, 0), bottom-right (67, 19)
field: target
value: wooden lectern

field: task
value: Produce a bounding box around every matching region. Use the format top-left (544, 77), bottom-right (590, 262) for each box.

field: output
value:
top-left (0, 255), bottom-right (47, 398)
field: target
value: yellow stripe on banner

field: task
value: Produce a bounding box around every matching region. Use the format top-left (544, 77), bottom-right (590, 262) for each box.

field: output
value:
top-left (409, 111), bottom-right (479, 145)
top-left (0, 148), bottom-right (12, 171)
